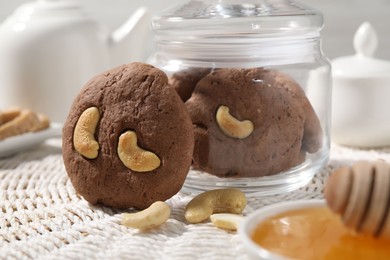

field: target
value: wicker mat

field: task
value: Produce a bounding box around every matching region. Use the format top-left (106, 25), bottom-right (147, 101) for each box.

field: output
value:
top-left (1, 139), bottom-right (389, 259)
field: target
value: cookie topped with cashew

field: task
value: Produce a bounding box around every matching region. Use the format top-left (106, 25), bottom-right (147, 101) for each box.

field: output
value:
top-left (185, 68), bottom-right (322, 177)
top-left (62, 62), bottom-right (194, 209)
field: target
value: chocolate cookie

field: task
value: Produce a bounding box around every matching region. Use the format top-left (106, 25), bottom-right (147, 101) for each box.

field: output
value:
top-left (185, 68), bottom-right (322, 177)
top-left (62, 62), bottom-right (194, 209)
top-left (169, 67), bottom-right (211, 102)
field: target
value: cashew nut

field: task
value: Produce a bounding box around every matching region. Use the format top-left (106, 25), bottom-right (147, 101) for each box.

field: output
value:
top-left (216, 106), bottom-right (254, 139)
top-left (210, 213), bottom-right (244, 231)
top-left (184, 189), bottom-right (247, 223)
top-left (118, 131), bottom-right (161, 172)
top-left (121, 201), bottom-right (171, 229)
top-left (73, 107), bottom-right (100, 159)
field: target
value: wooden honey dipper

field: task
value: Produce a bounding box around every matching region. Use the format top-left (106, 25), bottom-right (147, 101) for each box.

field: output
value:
top-left (324, 160), bottom-right (390, 239)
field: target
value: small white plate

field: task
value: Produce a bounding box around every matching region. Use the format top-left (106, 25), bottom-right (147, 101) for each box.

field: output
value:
top-left (0, 123), bottom-right (62, 158)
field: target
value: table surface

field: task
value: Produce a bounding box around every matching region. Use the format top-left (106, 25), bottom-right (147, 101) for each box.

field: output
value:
top-left (1, 139), bottom-right (389, 259)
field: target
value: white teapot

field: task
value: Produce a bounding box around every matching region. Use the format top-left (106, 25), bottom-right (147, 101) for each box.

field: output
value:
top-left (0, 0), bottom-right (151, 122)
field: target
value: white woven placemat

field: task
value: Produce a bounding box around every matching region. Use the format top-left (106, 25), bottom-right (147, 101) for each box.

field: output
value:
top-left (1, 139), bottom-right (390, 259)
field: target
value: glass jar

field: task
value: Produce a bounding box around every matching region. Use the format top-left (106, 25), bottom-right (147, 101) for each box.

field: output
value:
top-left (150, 0), bottom-right (331, 196)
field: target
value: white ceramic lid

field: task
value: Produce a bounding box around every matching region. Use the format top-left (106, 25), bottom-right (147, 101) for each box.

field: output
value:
top-left (332, 22), bottom-right (390, 78)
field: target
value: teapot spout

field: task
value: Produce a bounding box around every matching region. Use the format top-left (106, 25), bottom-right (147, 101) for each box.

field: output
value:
top-left (109, 7), bottom-right (151, 66)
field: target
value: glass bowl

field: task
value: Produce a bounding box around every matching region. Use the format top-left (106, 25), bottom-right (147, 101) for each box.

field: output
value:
top-left (239, 199), bottom-right (325, 259)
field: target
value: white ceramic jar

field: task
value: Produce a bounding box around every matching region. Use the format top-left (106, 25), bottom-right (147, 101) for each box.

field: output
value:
top-left (332, 22), bottom-right (390, 148)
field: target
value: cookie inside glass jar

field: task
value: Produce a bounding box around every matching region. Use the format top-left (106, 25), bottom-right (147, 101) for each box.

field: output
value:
top-left (173, 67), bottom-right (322, 178)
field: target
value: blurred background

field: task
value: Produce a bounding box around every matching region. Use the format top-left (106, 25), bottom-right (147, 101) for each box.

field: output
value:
top-left (1, 0), bottom-right (389, 61)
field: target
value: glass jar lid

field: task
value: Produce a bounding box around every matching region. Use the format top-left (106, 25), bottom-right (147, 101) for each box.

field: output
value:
top-left (152, 0), bottom-right (323, 40)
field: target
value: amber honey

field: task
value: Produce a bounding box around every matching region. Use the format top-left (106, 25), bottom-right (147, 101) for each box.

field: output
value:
top-left (251, 207), bottom-right (390, 260)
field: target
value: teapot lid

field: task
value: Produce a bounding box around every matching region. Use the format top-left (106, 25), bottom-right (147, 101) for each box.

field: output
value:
top-left (152, 0), bottom-right (323, 41)
top-left (332, 22), bottom-right (390, 78)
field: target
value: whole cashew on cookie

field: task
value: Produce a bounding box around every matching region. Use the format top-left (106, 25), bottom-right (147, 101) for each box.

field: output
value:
top-left (73, 107), bottom-right (100, 159)
top-left (216, 105), bottom-right (254, 139)
top-left (185, 189), bottom-right (247, 223)
top-left (118, 131), bottom-right (161, 172)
